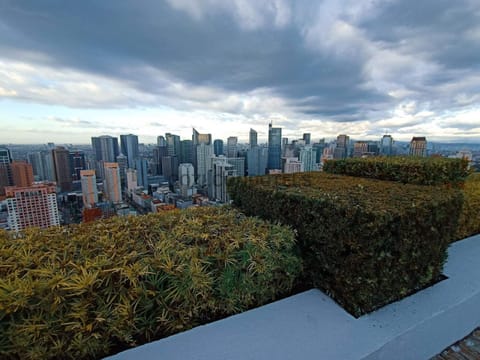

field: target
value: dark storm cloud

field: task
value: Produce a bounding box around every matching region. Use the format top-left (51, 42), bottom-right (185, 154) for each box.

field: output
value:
top-left (0, 0), bottom-right (479, 132)
top-left (0, 0), bottom-right (387, 118)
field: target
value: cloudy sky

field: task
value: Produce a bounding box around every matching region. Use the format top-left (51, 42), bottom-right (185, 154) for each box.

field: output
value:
top-left (0, 0), bottom-right (479, 144)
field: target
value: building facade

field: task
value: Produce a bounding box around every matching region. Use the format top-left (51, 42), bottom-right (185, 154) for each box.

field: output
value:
top-left (11, 161), bottom-right (34, 187)
top-left (120, 134), bottom-right (139, 169)
top-left (410, 137), bottom-right (427, 157)
top-left (103, 163), bottom-right (122, 203)
top-left (52, 146), bottom-right (72, 192)
top-left (267, 122), bottom-right (282, 171)
top-left (5, 183), bottom-right (60, 231)
top-left (80, 170), bottom-right (98, 208)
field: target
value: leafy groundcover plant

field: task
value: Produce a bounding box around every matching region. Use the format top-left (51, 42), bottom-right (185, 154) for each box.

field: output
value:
top-left (0, 207), bottom-right (301, 359)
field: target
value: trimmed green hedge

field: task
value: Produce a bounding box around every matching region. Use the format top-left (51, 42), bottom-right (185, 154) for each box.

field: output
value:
top-left (456, 173), bottom-right (480, 240)
top-left (0, 207), bottom-right (301, 360)
top-left (228, 172), bottom-right (463, 316)
top-left (323, 156), bottom-right (470, 185)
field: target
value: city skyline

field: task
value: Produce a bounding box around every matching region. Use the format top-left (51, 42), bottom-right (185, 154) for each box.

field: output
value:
top-left (0, 1), bottom-right (479, 144)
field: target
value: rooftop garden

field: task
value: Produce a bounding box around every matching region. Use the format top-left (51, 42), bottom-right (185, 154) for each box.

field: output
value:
top-left (0, 207), bottom-right (301, 359)
top-left (1, 156), bottom-right (479, 359)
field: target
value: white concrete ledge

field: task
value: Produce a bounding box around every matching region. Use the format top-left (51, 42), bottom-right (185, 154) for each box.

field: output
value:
top-left (106, 234), bottom-right (480, 360)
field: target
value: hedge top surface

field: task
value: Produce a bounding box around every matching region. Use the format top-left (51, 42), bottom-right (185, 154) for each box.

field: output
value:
top-left (231, 172), bottom-right (457, 215)
top-left (322, 156), bottom-right (470, 185)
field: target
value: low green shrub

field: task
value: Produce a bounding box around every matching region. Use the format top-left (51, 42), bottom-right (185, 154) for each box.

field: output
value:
top-left (228, 172), bottom-right (463, 317)
top-left (456, 173), bottom-right (480, 240)
top-left (0, 207), bottom-right (301, 360)
top-left (323, 156), bottom-right (470, 186)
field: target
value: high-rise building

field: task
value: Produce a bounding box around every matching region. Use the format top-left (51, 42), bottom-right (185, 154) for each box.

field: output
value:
top-left (353, 141), bottom-right (369, 158)
top-left (165, 133), bottom-right (181, 157)
top-left (227, 137), bottom-right (238, 158)
top-left (180, 140), bottom-right (194, 164)
top-left (120, 134), bottom-right (139, 169)
top-left (5, 183), bottom-right (60, 231)
top-left (380, 135), bottom-right (394, 156)
top-left (179, 163), bottom-right (195, 198)
top-left (28, 151), bottom-right (55, 182)
top-left (11, 161), bottom-right (34, 187)
top-left (103, 163), bottom-right (122, 203)
top-left (91, 135), bottom-right (119, 163)
top-left (126, 169), bottom-right (138, 195)
top-left (69, 150), bottom-right (86, 181)
top-left (0, 147), bottom-right (12, 196)
top-left (135, 158), bottom-right (149, 189)
top-left (213, 139), bottom-right (224, 156)
top-left (0, 147), bottom-right (12, 164)
top-left (267, 122), bottom-right (282, 171)
top-left (227, 157), bottom-right (245, 177)
top-left (192, 128), bottom-right (212, 146)
top-left (303, 133), bottom-right (311, 145)
top-left (161, 156), bottom-right (179, 185)
top-left (247, 145), bottom-right (268, 176)
top-left (299, 147), bottom-right (317, 172)
top-left (410, 137), bottom-right (427, 157)
top-left (80, 170), bottom-right (98, 208)
top-left (209, 156), bottom-right (237, 203)
top-left (157, 135), bottom-right (167, 147)
top-left (283, 157), bottom-right (304, 173)
top-left (152, 146), bottom-right (168, 175)
top-left (249, 128), bottom-right (258, 148)
top-left (312, 140), bottom-right (326, 164)
top-left (116, 153), bottom-right (128, 188)
top-left (52, 146), bottom-right (72, 192)
top-left (196, 143), bottom-right (213, 187)
top-left (334, 134), bottom-right (350, 159)
top-left (191, 129), bottom-right (213, 185)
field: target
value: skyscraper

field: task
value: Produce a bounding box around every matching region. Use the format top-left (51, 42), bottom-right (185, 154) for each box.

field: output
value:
top-left (410, 137), bottom-right (427, 157)
top-left (299, 147), bottom-right (317, 172)
top-left (227, 157), bottom-right (245, 177)
top-left (196, 143), bottom-right (213, 187)
top-left (161, 156), bottom-right (179, 185)
top-left (5, 183), bottom-right (60, 231)
top-left (103, 163), bottom-right (122, 203)
top-left (157, 135), bottom-right (167, 147)
top-left (193, 129), bottom-right (213, 186)
top-left (213, 139), bottom-right (224, 156)
top-left (303, 133), bottom-right (311, 145)
top-left (165, 133), bottom-right (181, 157)
top-left (52, 146), bottom-right (72, 192)
top-left (80, 170), bottom-right (98, 208)
top-left (11, 161), bottom-right (34, 187)
top-left (380, 135), bottom-right (394, 156)
top-left (334, 134), bottom-right (350, 159)
top-left (135, 158), bottom-right (149, 189)
top-left (126, 169), bottom-right (138, 195)
top-left (353, 141), bottom-right (369, 158)
top-left (180, 140), bottom-right (194, 164)
top-left (179, 163), bottom-right (195, 197)
top-left (227, 136), bottom-right (238, 158)
top-left (267, 122), bottom-right (282, 171)
top-left (192, 128), bottom-right (212, 146)
top-left (249, 128), bottom-right (258, 148)
top-left (247, 145), bottom-right (268, 176)
top-left (152, 146), bottom-right (168, 175)
top-left (91, 135), bottom-right (119, 163)
top-left (209, 156), bottom-right (236, 203)
top-left (69, 150), bottom-right (86, 181)
top-left (120, 134), bottom-right (139, 169)
top-left (0, 147), bottom-right (12, 196)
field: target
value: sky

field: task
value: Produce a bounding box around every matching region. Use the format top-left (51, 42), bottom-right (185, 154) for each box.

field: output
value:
top-left (0, 0), bottom-right (479, 144)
